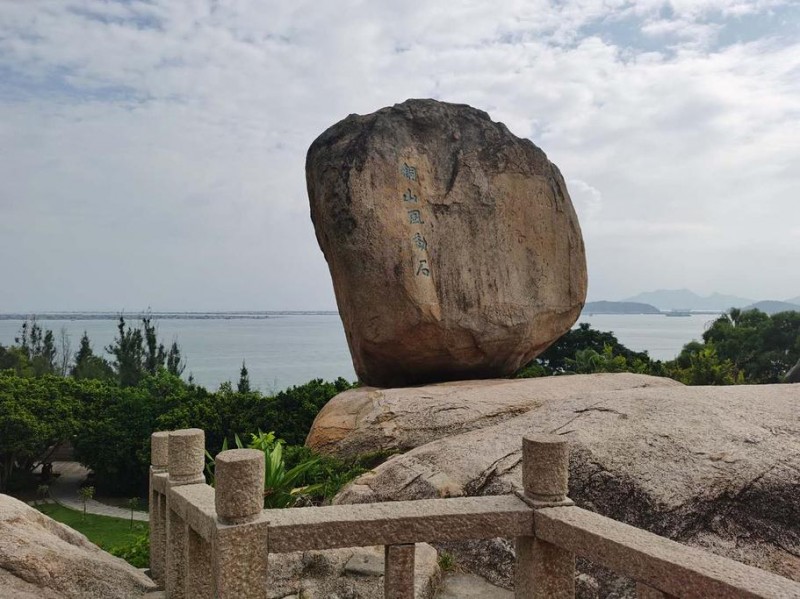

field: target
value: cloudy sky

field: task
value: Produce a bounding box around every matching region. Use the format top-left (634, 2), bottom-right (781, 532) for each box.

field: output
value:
top-left (1, 0), bottom-right (798, 312)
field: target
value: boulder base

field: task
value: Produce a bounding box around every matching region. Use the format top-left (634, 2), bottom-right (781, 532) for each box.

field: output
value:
top-left (307, 99), bottom-right (587, 387)
top-left (306, 373), bottom-right (681, 457)
top-left (324, 377), bottom-right (800, 596)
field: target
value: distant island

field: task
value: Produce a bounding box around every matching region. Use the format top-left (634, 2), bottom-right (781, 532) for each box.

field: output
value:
top-left (582, 301), bottom-right (661, 315)
top-left (0, 311), bottom-right (340, 321)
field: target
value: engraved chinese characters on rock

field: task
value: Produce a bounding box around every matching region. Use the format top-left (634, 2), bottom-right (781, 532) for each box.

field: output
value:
top-left (402, 162), bottom-right (430, 277)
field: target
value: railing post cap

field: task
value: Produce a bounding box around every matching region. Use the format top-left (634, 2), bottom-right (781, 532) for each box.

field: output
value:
top-left (522, 433), bottom-right (570, 502)
top-left (215, 448), bottom-right (265, 524)
top-left (167, 428), bottom-right (205, 482)
top-left (169, 427), bottom-right (204, 439)
top-left (151, 431), bottom-right (170, 468)
top-left (216, 448), bottom-right (263, 464)
top-left (523, 434), bottom-right (569, 447)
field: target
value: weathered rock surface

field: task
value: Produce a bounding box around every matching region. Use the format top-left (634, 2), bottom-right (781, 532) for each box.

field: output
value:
top-left (267, 543), bottom-right (439, 599)
top-left (307, 373), bottom-right (681, 457)
top-left (0, 494), bottom-right (157, 598)
top-left (330, 380), bottom-right (800, 596)
top-left (307, 99), bottom-right (587, 387)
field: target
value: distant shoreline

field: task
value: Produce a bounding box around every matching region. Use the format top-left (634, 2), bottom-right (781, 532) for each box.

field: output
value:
top-left (0, 311), bottom-right (340, 321)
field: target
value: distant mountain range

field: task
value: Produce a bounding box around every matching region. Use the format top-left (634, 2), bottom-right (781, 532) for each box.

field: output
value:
top-left (742, 300), bottom-right (800, 315)
top-left (583, 301), bottom-right (661, 315)
top-left (622, 289), bottom-right (753, 311)
top-left (602, 289), bottom-right (800, 313)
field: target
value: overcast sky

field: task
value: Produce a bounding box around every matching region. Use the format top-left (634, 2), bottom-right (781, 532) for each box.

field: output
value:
top-left (1, 0), bottom-right (798, 312)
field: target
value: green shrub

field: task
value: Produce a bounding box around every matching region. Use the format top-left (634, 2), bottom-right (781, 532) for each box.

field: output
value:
top-left (110, 531), bottom-right (150, 568)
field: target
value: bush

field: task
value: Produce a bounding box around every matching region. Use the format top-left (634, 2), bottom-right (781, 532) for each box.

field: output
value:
top-left (110, 531), bottom-right (150, 568)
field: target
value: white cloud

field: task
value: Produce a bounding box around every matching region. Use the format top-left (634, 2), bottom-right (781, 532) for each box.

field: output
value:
top-left (0, 0), bottom-right (798, 310)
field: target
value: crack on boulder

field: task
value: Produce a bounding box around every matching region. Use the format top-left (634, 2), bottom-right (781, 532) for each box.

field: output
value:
top-left (574, 406), bottom-right (628, 417)
top-left (464, 450), bottom-right (520, 496)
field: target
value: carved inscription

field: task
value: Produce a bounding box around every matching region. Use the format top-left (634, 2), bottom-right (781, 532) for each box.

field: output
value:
top-left (408, 209), bottom-right (424, 225)
top-left (401, 162), bottom-right (430, 277)
top-left (403, 189), bottom-right (418, 203)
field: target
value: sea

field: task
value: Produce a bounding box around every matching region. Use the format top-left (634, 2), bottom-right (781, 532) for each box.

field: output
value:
top-left (0, 312), bottom-right (719, 392)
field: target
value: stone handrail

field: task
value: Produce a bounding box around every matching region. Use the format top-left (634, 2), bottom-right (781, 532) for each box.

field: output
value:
top-left (149, 429), bottom-right (800, 598)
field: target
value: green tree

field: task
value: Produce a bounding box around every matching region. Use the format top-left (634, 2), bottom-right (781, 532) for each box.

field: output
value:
top-left (72, 371), bottom-right (188, 495)
top-left (71, 332), bottom-right (115, 381)
top-left (666, 343), bottom-right (742, 385)
top-left (237, 361), bottom-right (251, 394)
top-left (518, 323), bottom-right (652, 377)
top-left (78, 485), bottom-right (95, 519)
top-left (15, 319), bottom-right (57, 376)
top-left (0, 343), bottom-right (31, 376)
top-left (106, 316), bottom-right (185, 386)
top-left (0, 373), bottom-right (79, 491)
top-left (701, 309), bottom-right (800, 383)
top-left (106, 317), bottom-right (146, 387)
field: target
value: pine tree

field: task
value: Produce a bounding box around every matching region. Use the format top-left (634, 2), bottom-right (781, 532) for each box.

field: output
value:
top-left (237, 360), bottom-right (251, 393)
top-left (72, 332), bottom-right (114, 381)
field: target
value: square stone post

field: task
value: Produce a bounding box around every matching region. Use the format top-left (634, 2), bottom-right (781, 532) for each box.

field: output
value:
top-left (166, 428), bottom-right (206, 598)
top-left (384, 543), bottom-right (415, 599)
top-left (213, 448), bottom-right (268, 599)
top-left (515, 435), bottom-right (575, 598)
top-left (149, 431), bottom-right (169, 584)
top-left (187, 527), bottom-right (214, 598)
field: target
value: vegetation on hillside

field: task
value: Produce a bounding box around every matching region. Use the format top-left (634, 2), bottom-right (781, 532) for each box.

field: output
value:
top-left (1, 309), bottom-right (798, 496)
top-left (516, 309), bottom-right (799, 385)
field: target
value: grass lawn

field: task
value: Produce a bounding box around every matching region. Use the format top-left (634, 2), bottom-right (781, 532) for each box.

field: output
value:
top-left (36, 503), bottom-right (147, 551)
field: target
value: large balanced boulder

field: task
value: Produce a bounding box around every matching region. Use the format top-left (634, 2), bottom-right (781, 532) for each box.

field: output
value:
top-left (307, 99), bottom-right (587, 387)
top-left (329, 379), bottom-right (800, 596)
top-left (0, 494), bottom-right (156, 598)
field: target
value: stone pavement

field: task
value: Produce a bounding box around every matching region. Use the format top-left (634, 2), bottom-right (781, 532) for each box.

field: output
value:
top-left (45, 461), bottom-right (148, 521)
top-left (435, 572), bottom-right (512, 598)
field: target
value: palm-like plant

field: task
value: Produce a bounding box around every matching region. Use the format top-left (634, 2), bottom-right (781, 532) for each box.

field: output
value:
top-left (262, 440), bottom-right (322, 508)
top-left (205, 430), bottom-right (320, 509)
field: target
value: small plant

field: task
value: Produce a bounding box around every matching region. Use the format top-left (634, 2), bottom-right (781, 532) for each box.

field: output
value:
top-left (438, 551), bottom-right (455, 572)
top-left (205, 430), bottom-right (321, 509)
top-left (36, 484), bottom-right (50, 505)
top-left (127, 497), bottom-right (139, 529)
top-left (262, 439), bottom-right (322, 508)
top-left (78, 485), bottom-right (95, 519)
top-left (110, 531), bottom-right (150, 568)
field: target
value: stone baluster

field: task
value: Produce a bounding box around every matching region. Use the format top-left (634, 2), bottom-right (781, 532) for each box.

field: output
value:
top-left (213, 448), bottom-right (268, 599)
top-left (384, 543), bottom-right (415, 599)
top-left (515, 435), bottom-right (575, 598)
top-left (149, 431), bottom-right (169, 584)
top-left (165, 428), bottom-right (205, 597)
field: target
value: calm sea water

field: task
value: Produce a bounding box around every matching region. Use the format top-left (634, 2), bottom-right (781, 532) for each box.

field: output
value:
top-left (0, 312), bottom-right (718, 392)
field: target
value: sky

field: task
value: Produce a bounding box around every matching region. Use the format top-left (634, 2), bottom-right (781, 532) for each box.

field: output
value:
top-left (1, 0), bottom-right (798, 312)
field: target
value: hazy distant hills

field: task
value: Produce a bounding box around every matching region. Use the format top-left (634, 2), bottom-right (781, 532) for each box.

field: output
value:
top-left (742, 300), bottom-right (800, 315)
top-left (615, 289), bottom-right (800, 313)
top-left (623, 289), bottom-right (753, 311)
top-left (583, 301), bottom-right (661, 314)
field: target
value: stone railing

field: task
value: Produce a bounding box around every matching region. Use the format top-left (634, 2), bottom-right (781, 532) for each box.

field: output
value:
top-left (149, 428), bottom-right (800, 598)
